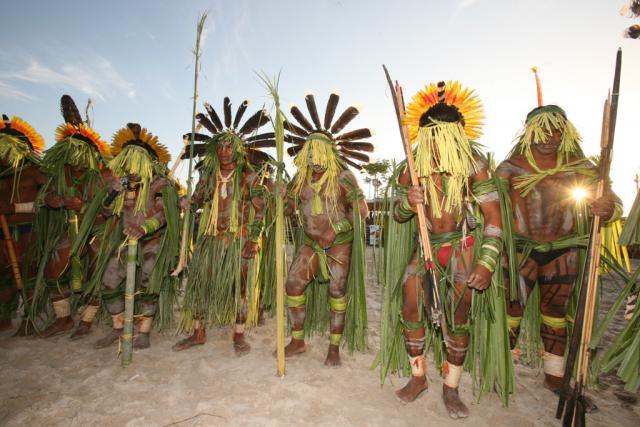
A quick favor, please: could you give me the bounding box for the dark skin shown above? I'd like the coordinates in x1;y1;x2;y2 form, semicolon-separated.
282;164;368;367
173;142;265;355
394;155;502;419
496;129;616;394
0;156;48;333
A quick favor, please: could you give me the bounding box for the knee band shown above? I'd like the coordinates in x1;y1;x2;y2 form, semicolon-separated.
507;315;522;329
287;294;305;308
329;296;347;313
400;317;423;332
541;314;566;329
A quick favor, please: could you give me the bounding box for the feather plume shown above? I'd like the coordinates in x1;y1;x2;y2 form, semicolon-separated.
339;149;370;163
305;93;322;129
127;123;142;140
287;145;304;156
196;113;218;134
182;132;210;142
337;141;374;152
330;106;359;134
437;81;446;102
343;157;363;170
284;134;306;145
246;149;271;166
283;120;309;137
233;100;249;129
181;143;207;158
324;91;340;129
246;140;276;149
624;24;640;39
336;128;372;142
238;110;270;135
223;97;232;128
204;102;223;130
246;132;275;142
290;105;314;132
60;95;83;126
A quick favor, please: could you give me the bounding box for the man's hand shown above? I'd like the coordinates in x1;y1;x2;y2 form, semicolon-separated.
242;241;259;259
64;197;83;212
44;194;65;209
407;185;425;208
124;225;146;240
590;196;615;220
0;202;14;215
466;264;492;291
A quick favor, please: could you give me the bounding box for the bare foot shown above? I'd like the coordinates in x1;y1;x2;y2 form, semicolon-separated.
172;329;206;352
396;375;428;403
279;338;306;358
133;332;150;349
12;319;35;337
39;316;74;338
324;344;342;367
70;321;93;340
95;328;123;349
0;318;12;332
233;333;251;357
443;384;469;419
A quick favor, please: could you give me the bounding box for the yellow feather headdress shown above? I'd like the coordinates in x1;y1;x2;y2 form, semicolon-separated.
0;115;45;155
111;123;170;164
404;81;484;143
56;94;110;157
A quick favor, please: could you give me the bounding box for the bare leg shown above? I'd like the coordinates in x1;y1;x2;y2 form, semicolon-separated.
324;243;351;367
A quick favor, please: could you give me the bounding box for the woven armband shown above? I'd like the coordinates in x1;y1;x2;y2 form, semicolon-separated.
477;236;502;273
246;220;264;242
332;218;353;235
396;197;415;221
472;178;499;204
141;217;161;234
249;186;266;198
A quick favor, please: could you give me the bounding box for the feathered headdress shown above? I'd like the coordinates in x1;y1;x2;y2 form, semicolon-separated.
182;97;272;168
283;90;373;171
0;115;45;155
54;95;110;157
0;115;44;199
403;81;484;217
108;123;170;214
510;68;583;169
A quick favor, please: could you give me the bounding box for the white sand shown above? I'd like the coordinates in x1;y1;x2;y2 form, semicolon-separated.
1;250;638;426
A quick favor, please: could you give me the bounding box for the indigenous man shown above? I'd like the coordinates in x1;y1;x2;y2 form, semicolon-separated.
0;115;47;333
173;97;272;355
93;123;179;350
383;81;503;419
281;91;371;367
496;72;621;396
32;95;111;337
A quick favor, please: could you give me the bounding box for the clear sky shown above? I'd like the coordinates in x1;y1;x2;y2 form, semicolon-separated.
1;0;638;210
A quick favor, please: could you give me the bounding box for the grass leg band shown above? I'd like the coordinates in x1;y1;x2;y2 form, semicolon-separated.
138;315;153;333
329;333;342;346
80;304;99;322
541;314;566;329
507;315;522;329
286;294;306;308
234;323;245;334
112;312;125;329
329;296;347;313
443;362;464;388
291;329;305;340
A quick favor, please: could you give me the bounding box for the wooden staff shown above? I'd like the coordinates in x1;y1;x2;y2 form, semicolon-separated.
383;65;446;336
0;214;23;290
557;47;621;427
121;238;138;368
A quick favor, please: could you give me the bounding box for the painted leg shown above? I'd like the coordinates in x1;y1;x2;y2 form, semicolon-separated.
70;302;99;340
95;312;124;348
173;320;207;351
133;315;153;349
442;335;470;419
40;292;74;338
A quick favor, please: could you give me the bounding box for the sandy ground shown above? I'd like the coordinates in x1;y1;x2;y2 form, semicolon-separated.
1;249;638;427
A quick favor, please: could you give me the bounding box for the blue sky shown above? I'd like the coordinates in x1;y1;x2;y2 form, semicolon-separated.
1;0;639;210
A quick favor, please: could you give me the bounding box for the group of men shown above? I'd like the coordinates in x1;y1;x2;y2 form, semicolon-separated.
0;75;627;420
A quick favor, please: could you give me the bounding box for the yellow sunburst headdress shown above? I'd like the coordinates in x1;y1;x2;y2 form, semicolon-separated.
0;115;45;155
109;123;170;214
54;94;110;157
284;91;374;215
403;81;484;218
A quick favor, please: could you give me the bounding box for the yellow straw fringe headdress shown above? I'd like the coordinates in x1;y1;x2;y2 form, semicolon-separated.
0;115;45;155
403;81;484;218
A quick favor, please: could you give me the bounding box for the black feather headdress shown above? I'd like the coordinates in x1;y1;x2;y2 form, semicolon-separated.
284;90;373;170
183;97;273;167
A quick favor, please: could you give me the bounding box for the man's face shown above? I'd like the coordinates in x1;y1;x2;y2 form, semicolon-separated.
532;128;562;155
307;148;327;174
217;141;235;166
127;174;142;189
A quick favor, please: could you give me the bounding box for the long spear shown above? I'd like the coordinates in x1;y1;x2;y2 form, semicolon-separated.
382;65;447;337
258;72;286;377
556;48;622;426
172;12;208;276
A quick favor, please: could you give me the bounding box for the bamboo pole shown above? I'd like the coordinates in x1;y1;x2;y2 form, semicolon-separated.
0;214;23;290
122;238;138;368
172;12;208;276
